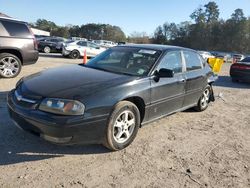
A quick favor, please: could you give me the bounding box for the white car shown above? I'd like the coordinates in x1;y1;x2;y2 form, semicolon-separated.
62;41;106;59
93;40;117;48
198;51;215;60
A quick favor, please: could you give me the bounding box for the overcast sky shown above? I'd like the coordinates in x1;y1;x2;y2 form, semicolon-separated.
0;0;250;35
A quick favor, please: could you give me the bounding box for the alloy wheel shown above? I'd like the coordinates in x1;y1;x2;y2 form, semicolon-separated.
44;46;51;53
113;110;136;144
0;57;20;77
200;88;210;108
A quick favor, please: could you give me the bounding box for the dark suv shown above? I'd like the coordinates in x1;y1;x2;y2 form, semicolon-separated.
0;17;39;78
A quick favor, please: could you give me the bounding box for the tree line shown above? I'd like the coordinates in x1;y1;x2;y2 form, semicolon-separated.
153;1;250;54
30;20;126;42
30;1;250;54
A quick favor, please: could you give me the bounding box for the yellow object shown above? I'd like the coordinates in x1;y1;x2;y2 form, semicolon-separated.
207;58;224;74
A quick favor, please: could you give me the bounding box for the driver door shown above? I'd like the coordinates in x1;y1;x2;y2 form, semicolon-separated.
149;50;186;120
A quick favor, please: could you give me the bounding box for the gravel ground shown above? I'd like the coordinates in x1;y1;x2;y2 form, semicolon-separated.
0;54;250;188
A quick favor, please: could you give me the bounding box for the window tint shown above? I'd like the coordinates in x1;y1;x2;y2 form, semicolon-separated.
50;39;59;42
77;41;87;46
157;51;183;73
1;20;31;37
184;51;203;71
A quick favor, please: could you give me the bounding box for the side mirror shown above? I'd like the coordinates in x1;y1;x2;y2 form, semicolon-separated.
153;68;174;82
158;68;174;78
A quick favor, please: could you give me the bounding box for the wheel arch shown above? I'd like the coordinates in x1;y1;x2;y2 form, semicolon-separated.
122;96;146;124
0;49;23;64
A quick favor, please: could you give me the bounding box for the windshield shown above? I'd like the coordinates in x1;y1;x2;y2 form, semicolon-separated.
85;47;162;76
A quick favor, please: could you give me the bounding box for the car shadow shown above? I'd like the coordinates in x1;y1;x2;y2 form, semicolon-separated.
214;76;250;89
0;91;110;166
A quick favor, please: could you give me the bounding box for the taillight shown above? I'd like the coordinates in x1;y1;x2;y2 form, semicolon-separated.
232;64;250;70
27;25;38;50
33;38;38;50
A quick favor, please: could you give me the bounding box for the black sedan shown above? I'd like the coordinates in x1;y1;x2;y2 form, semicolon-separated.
8;44;216;150
230;57;250;82
38;37;65;53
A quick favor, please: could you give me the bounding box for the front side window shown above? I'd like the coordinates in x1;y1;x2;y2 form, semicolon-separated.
85;47;162;76
157;51;183;74
184;51;203;71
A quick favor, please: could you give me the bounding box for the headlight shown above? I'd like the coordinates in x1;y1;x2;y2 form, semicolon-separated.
39;98;85;116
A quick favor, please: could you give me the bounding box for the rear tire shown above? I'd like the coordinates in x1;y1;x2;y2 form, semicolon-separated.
0;53;22;78
104;101;140;151
70;50;80;59
194;85;211;112
43;46;51;53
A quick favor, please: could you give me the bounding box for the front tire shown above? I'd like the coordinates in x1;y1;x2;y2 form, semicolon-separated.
0;53;22;78
43;46;51;53
70;50;80;59
104;101;140;151
194;85;212;112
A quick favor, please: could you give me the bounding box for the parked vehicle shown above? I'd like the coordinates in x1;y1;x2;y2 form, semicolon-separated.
38;37;66;53
230;56;250;82
8;44;216;150
93;40;117;48
198;51;215;60
62;41;106;59
232;54;245;62
0;17;38;78
210;51;234;63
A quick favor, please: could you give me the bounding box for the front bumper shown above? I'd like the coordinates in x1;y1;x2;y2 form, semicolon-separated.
7;90;109;145
62;47;71;56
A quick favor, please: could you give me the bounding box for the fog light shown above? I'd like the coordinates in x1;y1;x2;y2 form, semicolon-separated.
41;134;72;144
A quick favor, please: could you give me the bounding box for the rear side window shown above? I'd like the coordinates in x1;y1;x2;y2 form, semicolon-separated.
184;51;203;71
88;42;99;48
1;20;31;38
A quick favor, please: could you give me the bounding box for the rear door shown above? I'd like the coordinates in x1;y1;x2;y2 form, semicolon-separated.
77;41;88;56
182;50;207;107
149;50;186;120
87;42;101;56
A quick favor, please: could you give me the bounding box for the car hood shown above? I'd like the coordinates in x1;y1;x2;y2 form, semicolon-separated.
19;65;137;99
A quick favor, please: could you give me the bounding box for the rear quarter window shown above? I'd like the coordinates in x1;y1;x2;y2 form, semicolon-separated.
1;20;31;38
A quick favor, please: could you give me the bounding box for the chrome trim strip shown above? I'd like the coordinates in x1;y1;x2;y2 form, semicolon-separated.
14;90;36;104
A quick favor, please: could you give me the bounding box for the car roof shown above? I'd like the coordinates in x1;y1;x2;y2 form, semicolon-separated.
0;16;25;23
118;44;194;52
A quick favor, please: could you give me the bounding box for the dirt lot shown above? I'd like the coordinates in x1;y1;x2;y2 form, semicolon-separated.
0;54;250;188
